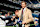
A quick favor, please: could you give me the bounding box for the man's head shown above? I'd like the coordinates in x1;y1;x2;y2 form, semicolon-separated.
21;1;26;8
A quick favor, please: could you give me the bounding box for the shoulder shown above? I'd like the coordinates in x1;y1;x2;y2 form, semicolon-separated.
26;8;32;13
27;8;31;12
19;8;22;12
28;9;31;11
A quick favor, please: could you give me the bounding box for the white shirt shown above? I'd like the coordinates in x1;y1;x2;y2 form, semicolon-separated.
23;7;26;13
1;16;5;18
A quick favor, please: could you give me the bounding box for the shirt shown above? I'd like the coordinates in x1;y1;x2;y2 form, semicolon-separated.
21;7;26;21
23;7;26;13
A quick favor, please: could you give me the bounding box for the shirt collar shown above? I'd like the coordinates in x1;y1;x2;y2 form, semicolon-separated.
23;7;26;12
23;7;26;10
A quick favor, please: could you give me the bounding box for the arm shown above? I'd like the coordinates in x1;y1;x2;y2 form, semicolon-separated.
0;16;12;21
0;17;6;21
15;10;21;21
26;10;33;23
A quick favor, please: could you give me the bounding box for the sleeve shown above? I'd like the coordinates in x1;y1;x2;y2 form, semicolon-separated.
18;10;21;21
0;17;6;21
26;10;33;23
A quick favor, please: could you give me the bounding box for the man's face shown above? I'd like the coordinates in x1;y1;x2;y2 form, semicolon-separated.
21;2;26;8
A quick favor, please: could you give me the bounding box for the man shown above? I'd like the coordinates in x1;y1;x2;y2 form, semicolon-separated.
16;1;33;27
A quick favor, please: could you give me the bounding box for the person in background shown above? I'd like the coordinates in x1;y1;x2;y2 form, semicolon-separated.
0;12;16;26
0;12;6;27
13;10;19;25
34;17;39;27
15;10;19;20
13;10;19;27
15;1;33;27
1;12;6;21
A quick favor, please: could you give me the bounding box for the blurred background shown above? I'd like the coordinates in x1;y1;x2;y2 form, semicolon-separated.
0;0;40;27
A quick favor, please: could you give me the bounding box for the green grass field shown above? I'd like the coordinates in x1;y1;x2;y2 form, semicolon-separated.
5;24;35;27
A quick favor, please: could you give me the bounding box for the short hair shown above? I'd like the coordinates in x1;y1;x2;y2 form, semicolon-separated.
21;1;26;4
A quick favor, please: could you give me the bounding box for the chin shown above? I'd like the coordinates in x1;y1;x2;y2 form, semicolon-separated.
22;7;25;8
